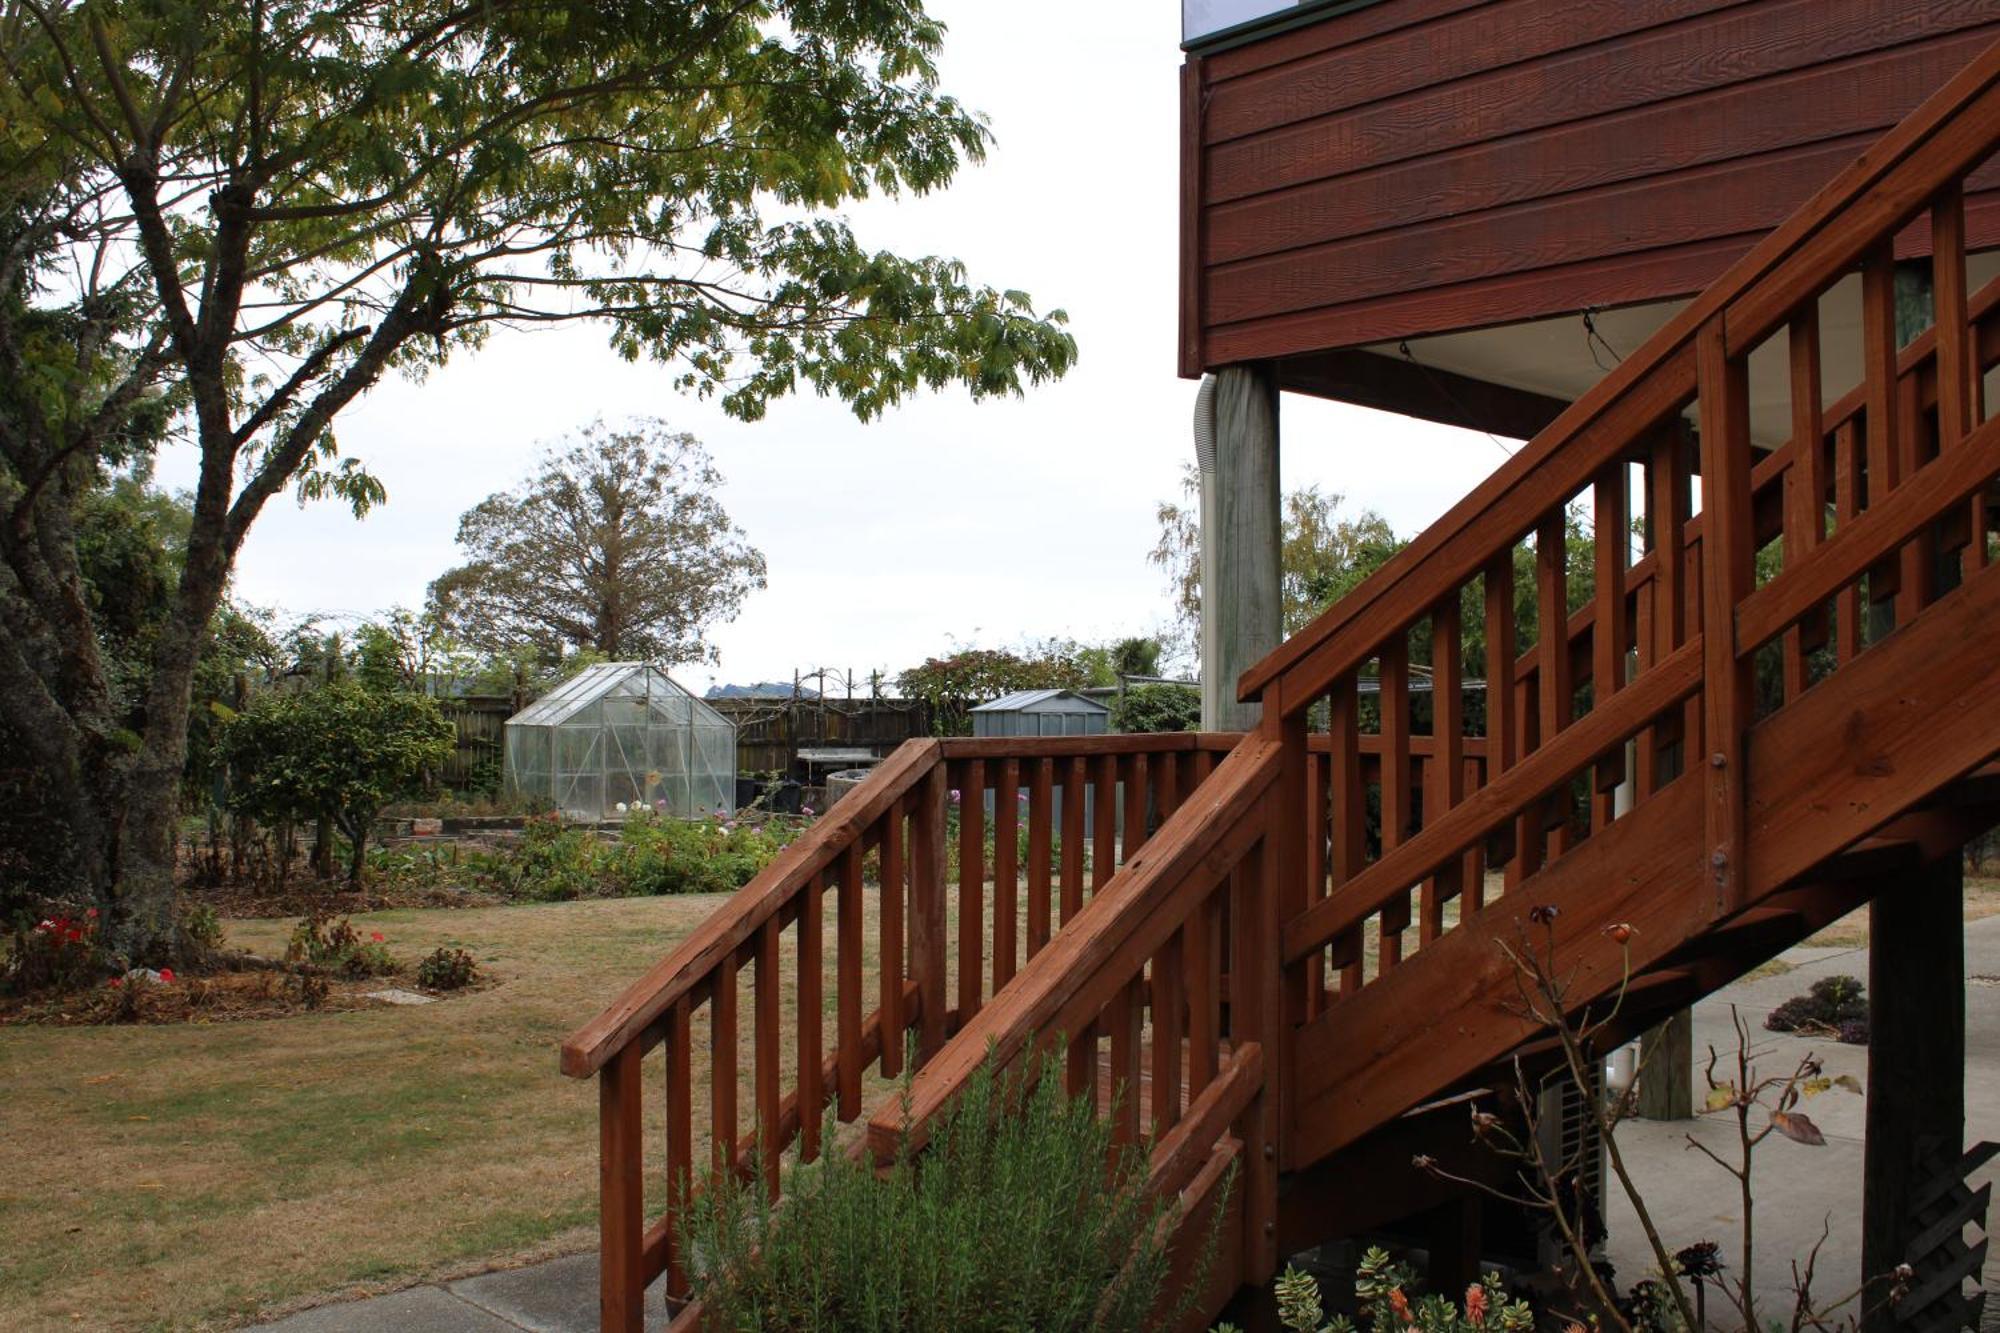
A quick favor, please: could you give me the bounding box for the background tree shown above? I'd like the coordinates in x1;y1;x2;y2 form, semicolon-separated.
897;644;1091;736
221;682;454;888
428;420;765;664
1111;683;1199;734
0;0;1074;959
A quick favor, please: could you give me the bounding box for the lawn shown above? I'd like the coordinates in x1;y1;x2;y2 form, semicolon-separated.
0;896;732;1332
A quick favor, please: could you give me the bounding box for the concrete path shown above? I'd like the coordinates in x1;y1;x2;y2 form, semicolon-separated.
251;920;2000;1332
1604;915;2000;1326
248;1254;670;1332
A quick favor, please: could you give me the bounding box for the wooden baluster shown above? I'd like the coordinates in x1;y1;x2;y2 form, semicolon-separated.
1154;749;1182;826
1186;746;1216;799
1536;508;1574;858
1092;754;1118;892
712;955;738;1179
993;759;1020;991
1185;891;1219;1100
1897;347;1935;618
1424;598;1463;943
837;846;862;1116
1650;427;1692;781
1378;637;1411;968
664;998;693;1297
912;764;948;1061
879;808;904;1079
1834;422;1863;663
1122;752;1149;865
1698;319;1755;916
1109;977;1143;1148
1328;674;1365;993
1483;554;1519;895
1304;740;1327;1010
1066;1018;1098;1104
1462;753;1487;913
1933;184;1984;575
1592;466;1629;830
755;917;781;1200
1783;312;1828;703
1028;758;1053;957
599;1042;644;1333
1862;243;1903;630
1230;829;1279;1284
957;758;985;1025
797;879;823;1163
1151;927;1185;1135
1061;757;1087;922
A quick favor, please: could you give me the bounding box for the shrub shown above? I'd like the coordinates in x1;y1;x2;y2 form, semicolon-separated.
1112;683;1200;734
683;1049;1214;1331
484;812;609;901
286;911;396;978
1764;973;1868;1042
415;946;480;991
2;908;108;994
182;903;226;955
1220;1249;1534;1333
614;811;791;896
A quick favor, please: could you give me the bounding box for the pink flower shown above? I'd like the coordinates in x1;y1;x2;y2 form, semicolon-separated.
107;977;122;989
85;908;98;919
949;788;961;804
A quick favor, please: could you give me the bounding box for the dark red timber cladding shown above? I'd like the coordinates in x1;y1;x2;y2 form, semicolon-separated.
1183;0;2000;371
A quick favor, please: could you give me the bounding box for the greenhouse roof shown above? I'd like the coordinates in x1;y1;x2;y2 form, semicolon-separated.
505;662;720;728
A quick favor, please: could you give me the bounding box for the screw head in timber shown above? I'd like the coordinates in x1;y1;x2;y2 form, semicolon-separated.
1710;752;1727;769
1264;1222;1276;1236
1711;851;1728;870
1264;1144;1275;1161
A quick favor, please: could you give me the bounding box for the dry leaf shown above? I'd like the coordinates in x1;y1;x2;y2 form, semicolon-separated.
1704;1085;1736;1112
1833;1074;1863;1094
1770;1110;1826;1145
1801;1076;1832;1097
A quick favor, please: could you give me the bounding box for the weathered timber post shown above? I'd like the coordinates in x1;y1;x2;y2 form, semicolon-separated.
1861;854;1965;1333
1196;366;1282;732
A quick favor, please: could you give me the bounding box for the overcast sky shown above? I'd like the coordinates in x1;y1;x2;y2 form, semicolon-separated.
157;1;1507;694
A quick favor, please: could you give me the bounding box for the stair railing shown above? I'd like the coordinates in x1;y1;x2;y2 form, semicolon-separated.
562;731;1235;1331
1258;38;2000;1165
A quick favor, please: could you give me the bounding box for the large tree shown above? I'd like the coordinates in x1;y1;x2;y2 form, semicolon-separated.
429;419;765;663
0;0;1076;960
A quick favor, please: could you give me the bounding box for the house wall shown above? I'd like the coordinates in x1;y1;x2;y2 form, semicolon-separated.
1181;0;2000;375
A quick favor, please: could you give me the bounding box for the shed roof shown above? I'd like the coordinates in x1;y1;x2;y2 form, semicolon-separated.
970;688;1112;714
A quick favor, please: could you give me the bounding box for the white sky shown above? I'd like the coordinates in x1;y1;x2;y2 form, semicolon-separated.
159;1;1509;693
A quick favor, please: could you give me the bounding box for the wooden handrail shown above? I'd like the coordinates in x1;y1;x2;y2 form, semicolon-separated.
1241;39;2000;710
561;737;942;1078
868;736;1284;1161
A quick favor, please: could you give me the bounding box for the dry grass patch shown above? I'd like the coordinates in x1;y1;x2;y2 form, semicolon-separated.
0;895;733;1331
1802;874;2000;949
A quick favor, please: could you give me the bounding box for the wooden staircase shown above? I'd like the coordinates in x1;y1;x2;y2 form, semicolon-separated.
565;39;2000;1331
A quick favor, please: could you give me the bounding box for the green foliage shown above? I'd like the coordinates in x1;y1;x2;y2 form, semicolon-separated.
684;1049;1214;1331
222;683;455;885
1113;683;1201;734
1764;974;1869;1042
415;947;480;991
1225;1250;1534;1333
463;810;802;902
897;644;1091;736
428;421;766;663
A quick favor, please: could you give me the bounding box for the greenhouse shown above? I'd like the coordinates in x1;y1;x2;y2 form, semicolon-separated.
503;663;736;821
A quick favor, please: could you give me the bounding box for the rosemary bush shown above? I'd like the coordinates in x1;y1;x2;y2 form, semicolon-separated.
683;1049;1214;1331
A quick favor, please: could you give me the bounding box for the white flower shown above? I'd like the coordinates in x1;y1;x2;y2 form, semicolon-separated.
615;801;628;813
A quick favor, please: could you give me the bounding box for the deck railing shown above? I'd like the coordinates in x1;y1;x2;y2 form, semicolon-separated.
570;37;2000;1330
560;731;1237;1330
1258;38;2000;1165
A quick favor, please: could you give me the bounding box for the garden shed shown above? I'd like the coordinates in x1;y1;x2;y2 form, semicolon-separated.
967;689;1110;739
504;663;736;821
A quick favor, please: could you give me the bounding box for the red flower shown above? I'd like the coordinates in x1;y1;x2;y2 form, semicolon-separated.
158;968;175;984
1464;1284;1487;1325
370;932;384;943
1389;1289;1413;1325
107;977;122;988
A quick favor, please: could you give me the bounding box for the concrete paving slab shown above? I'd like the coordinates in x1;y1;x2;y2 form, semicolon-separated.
1604;916;2000;1322
251;1286;522;1332
450;1252;673;1332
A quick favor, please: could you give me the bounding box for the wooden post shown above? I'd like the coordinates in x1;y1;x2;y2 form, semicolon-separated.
1862;857;1965;1332
1636;1010;1694;1121
1197;364;1282;732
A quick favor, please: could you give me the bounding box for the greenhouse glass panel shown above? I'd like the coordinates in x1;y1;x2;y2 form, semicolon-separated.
503;664;736;820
